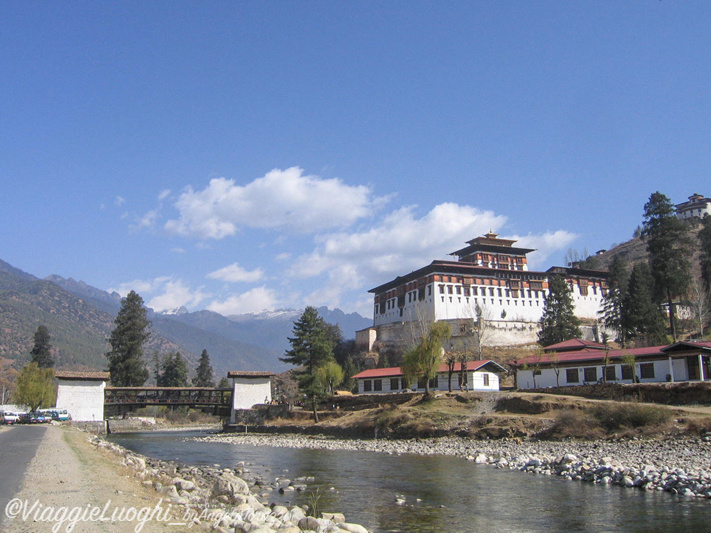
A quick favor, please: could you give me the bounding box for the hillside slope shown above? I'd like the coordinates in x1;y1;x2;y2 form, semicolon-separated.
0;262;276;377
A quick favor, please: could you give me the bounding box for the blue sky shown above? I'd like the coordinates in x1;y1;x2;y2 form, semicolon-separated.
1;2;709;318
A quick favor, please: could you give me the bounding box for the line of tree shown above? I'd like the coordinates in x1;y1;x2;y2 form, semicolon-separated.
641;192;694;341
601;192;710;345
105;291;219;388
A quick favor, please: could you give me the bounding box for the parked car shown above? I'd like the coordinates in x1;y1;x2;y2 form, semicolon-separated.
39;408;71;421
0;411;19;425
32;412;50;423
17;412;50;424
52;409;71;421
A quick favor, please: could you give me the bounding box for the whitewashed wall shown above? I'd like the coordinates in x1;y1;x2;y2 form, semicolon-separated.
516;358;690;390
231;377;272;423
56;380;106;421
357;370;500;394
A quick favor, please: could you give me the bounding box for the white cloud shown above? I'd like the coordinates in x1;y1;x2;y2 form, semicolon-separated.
147;279;208;312
109;279;158;297
286;202;506;309
290;203;507;280
158;189;171;201
109;277;208;312
115;196;126;207
207;287;281;315
513;230;578;269
131;209;159;231
207;263;264;283
285;202;580;312
164;167;388;239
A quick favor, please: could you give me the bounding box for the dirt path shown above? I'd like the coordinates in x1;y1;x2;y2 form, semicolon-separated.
3;425;193;533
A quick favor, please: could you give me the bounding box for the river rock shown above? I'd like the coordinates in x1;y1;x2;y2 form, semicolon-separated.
337;523;369;533
174;478;196;491
297;516;321;530
322;512;346;523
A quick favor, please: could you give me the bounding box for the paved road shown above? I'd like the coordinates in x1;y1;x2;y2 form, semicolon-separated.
0;425;47;527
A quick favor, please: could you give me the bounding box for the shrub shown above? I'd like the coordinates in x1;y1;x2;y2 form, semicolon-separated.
546;410;603;440
592;403;671;430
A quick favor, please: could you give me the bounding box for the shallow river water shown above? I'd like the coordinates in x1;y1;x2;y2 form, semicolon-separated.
108;430;710;533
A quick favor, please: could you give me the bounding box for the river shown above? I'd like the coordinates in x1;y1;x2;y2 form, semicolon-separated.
108;430;710;533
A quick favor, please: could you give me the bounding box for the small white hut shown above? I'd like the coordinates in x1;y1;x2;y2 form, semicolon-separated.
227;370;275;423
55;371;110;421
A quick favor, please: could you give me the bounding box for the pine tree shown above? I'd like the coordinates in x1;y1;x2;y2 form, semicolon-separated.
538;275;582;346
642;191;693;341
106;291;150;386
280;306;336;422
193;349;215;387
600;256;630;347
699;215;711;294
157;352;189;387
624;262;669;346
30;325;54;368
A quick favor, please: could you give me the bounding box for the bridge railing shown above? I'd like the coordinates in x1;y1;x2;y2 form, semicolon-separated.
104;387;232;406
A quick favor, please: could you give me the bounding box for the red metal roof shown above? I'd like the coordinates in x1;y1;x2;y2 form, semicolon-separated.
514;345;668;367
352;360;498;380
543;338;606;353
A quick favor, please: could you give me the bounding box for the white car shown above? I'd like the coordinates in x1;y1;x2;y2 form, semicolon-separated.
0;411;19;425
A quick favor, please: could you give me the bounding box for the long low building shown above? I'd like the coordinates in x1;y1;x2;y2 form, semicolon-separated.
514;339;711;390
352;360;507;394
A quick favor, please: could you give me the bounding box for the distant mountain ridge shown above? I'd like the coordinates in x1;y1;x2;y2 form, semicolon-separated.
0;263;371;378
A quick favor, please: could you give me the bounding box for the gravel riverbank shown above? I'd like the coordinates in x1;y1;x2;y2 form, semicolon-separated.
196;433;711;499
90;433;370;533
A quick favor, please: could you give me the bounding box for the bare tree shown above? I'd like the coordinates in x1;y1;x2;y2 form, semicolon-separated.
443;349;458;392
404;301;435;351
685;277;710;339
471;303;492;359
549;352;561;387
522;348;545;389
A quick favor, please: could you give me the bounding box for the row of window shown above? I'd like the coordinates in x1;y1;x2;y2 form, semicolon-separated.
564;363;655;383
361;374;489;392
438;284;545;299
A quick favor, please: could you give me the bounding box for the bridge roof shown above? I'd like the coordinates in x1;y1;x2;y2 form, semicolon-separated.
55;371;110;381
105;386;228;391
227;371;275;378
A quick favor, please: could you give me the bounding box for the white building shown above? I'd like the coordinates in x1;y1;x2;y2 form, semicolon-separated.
514;339;711;390
676;193;711;221
228;370;275;423
352;360;506;394
361;233;609;352
55;371;110;421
